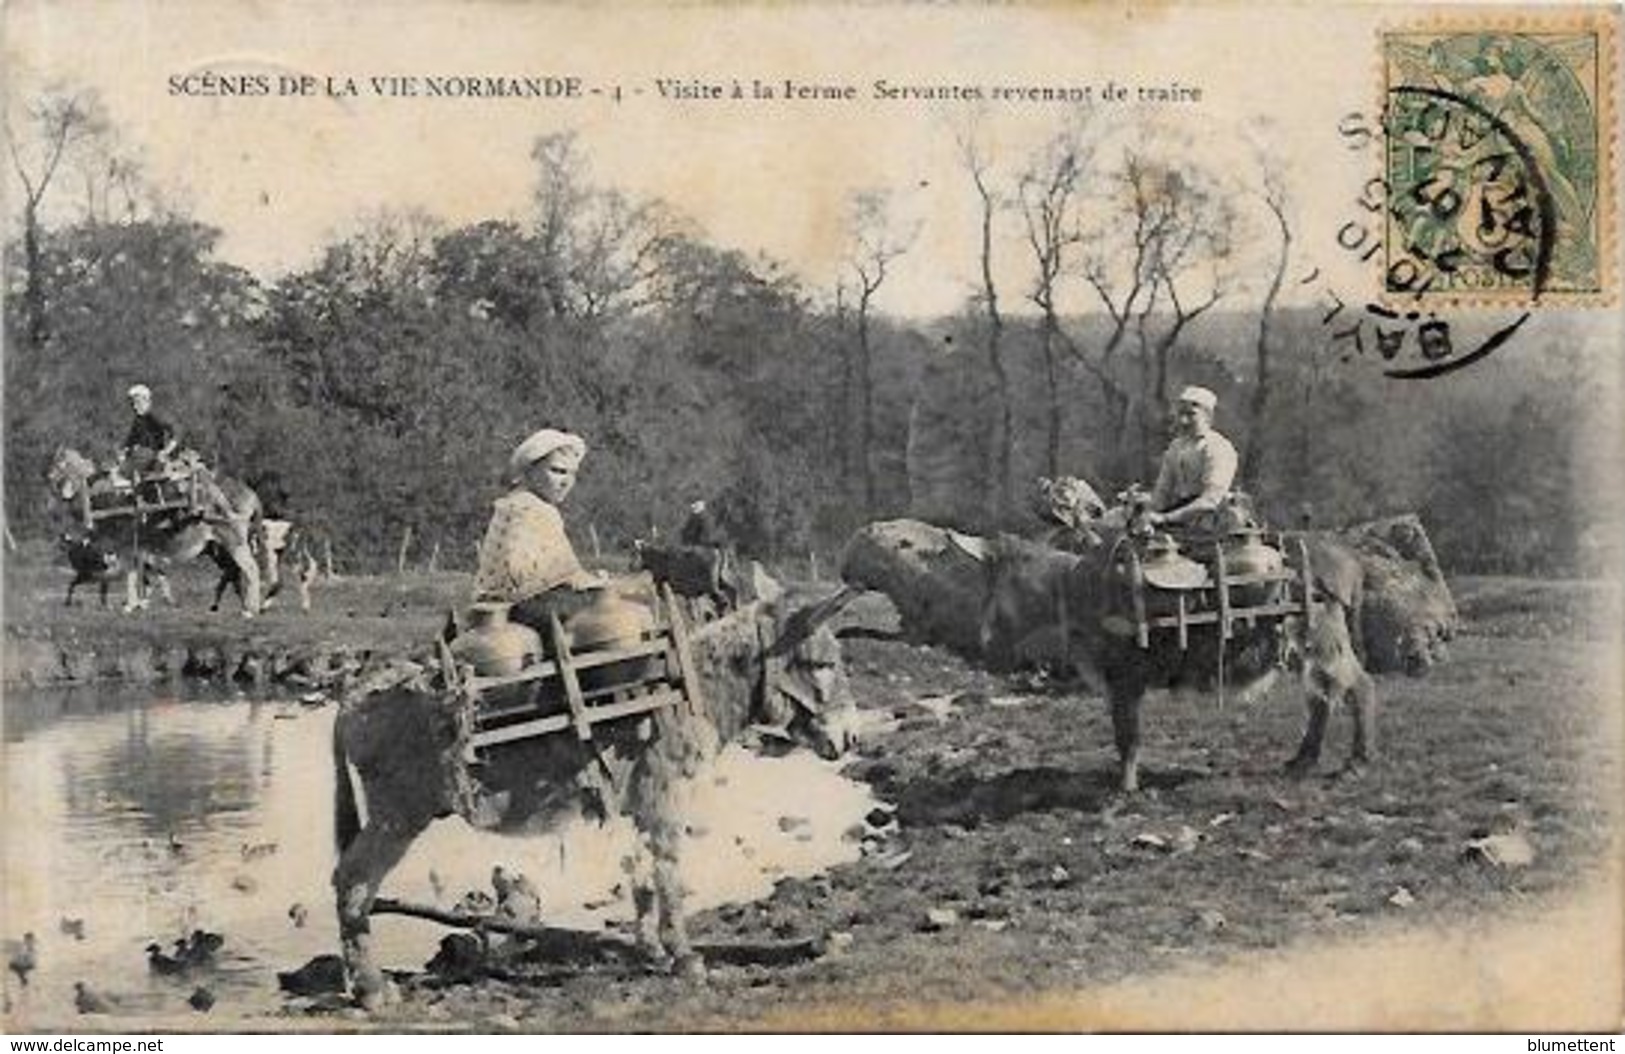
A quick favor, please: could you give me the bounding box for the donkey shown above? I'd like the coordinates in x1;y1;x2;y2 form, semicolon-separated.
954;530;1376;792
47;447;272;616
329;581;862;1007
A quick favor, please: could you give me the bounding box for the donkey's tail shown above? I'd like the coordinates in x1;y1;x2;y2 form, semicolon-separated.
332;727;362;854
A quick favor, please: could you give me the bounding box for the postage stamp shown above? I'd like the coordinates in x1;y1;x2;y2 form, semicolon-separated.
1382;12;1618;304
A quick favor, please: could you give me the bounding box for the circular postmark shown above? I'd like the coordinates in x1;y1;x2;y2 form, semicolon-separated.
1383;84;1557;302
1306;105;1541;380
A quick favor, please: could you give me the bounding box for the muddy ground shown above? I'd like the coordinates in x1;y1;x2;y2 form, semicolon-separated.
4;552;1622;1030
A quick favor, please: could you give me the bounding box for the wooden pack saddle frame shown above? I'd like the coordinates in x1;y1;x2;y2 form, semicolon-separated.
441;583;707;761
77;467;205;531
1119;532;1316;651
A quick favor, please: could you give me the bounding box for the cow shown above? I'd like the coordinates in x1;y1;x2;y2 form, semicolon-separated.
632;540;741;619
60;533;124;608
206;518;311;612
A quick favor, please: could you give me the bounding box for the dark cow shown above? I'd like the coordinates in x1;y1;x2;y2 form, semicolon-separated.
60;533;123;607
633;541;741;617
207;518;302;612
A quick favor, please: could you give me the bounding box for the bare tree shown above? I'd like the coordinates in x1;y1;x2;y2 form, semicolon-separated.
76;127;151;225
1075;152;1164;482
1016;127;1088;480
1142;167;1233;461
843;188;918;509
4;85;110;349
1240;162;1292;486
956;120;1015;521
1079;149;1235;478
530;131;679;320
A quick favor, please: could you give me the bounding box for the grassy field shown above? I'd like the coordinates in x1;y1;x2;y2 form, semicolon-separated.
635;574;1622;1030
3;547;1621;1029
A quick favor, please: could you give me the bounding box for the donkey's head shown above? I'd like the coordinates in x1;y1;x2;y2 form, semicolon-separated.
746;581;863;762
47;447;98;502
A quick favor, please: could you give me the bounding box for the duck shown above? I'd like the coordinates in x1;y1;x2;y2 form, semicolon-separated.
73;981;114;1015
146;943;188;976
276;954;346;997
59;917;86;941
7;933;37;986
186;986;215;1012
493;866;541;924
180;929;224;967
424;932;485;982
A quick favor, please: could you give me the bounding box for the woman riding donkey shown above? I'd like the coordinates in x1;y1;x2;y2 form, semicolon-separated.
469;427;610;630
48;383;268;614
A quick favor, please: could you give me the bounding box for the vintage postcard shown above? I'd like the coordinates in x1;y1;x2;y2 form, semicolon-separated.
3;0;1621;1035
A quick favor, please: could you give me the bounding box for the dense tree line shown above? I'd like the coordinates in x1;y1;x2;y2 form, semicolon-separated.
4;92;1610;575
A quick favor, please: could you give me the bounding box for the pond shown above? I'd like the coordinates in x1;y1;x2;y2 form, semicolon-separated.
2;683;877;1028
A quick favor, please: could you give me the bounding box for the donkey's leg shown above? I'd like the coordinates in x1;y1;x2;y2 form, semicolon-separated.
1286;679;1332;777
221;536;262;616
1109;691;1146;793
1344;668;1379;769
626;840;666;966
649;813;703;979
262;542;283;605
1105;661;1149;793
122;570;146;613
625;748;703;977
333;814;429;1008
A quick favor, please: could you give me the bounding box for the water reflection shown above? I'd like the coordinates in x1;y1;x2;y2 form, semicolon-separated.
2;683;875;1029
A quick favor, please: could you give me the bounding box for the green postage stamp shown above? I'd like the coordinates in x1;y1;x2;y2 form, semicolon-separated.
1383;11;1618;303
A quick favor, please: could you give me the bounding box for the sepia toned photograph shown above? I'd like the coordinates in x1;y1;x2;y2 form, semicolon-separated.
3;0;1621;1034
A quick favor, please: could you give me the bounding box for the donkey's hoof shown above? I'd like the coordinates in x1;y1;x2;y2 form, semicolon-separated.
673;952;707;984
1334;757;1372;780
634;937;672;972
1282;756;1317;779
355;977;398;1013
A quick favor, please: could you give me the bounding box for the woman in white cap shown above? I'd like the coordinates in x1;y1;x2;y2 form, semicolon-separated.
1147;385;1238;531
471;427;602;627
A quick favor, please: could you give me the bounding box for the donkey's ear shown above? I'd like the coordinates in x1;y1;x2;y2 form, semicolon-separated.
945;528;991;564
767;585;863;658
745;561;784;606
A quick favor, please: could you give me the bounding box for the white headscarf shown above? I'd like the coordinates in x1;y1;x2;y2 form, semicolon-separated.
509;428;586;476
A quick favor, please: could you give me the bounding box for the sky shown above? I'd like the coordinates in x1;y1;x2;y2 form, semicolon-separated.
2;0;1412;319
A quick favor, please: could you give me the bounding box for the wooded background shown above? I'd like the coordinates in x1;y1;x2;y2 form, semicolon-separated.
5;88;1615;575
